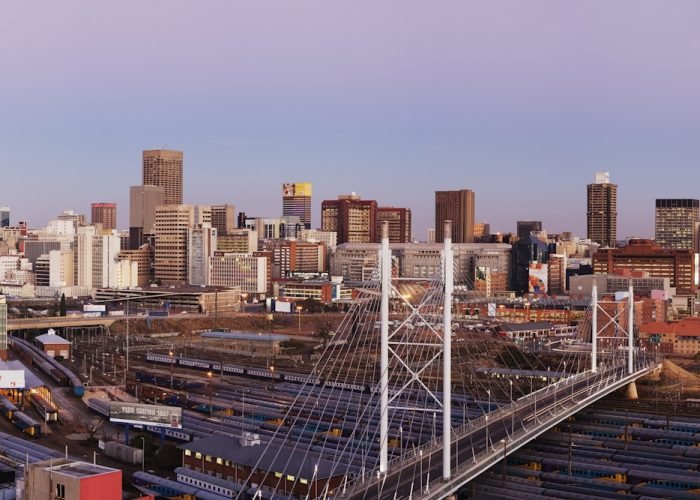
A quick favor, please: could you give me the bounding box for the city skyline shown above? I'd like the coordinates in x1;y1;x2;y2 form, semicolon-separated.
3;1;700;238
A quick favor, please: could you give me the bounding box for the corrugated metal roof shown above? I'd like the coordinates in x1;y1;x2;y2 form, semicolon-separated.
200;331;290;342
179;435;352;480
34;333;71;345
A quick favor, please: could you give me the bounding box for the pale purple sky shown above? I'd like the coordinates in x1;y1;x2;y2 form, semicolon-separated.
2;1;699;239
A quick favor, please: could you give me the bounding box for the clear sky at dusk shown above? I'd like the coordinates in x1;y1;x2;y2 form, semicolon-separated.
2;1;699;239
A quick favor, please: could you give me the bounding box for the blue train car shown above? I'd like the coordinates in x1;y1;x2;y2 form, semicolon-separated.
12;412;41;438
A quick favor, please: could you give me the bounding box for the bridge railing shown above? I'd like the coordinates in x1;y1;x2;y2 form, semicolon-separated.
347;358;658;497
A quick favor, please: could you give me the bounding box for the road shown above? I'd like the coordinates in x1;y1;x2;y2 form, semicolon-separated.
348;363;641;499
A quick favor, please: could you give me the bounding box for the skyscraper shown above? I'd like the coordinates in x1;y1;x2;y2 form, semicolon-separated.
91;203;117;231
142;149;183;205
435;189;475;243
517;220;542;240
211;204;236;235
321;194;377;244
375;207;412;243
129;185;165;249
154;205;211;284
282;183;312;229
587;172;617;247
655;199;699;251
0;207;9;227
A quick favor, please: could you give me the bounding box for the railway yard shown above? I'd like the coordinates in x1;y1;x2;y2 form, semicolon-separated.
0;315;698;498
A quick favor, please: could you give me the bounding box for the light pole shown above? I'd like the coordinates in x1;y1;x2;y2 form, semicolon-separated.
509;380;514;435
169;350;174;390
419;450;423;493
486;388;491;450
501;439;507;480
207;371;213;417
399;426;403;451
269;365;275;391
296;306;303;334
139;436;145;472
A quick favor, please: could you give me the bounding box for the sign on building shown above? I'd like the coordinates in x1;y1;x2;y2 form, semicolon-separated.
109;402;182;428
0;370;25;389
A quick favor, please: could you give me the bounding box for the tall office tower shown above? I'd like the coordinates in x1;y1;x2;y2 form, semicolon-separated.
129;185;165;249
154;205;193;284
211;204;236;235
321;194;377;244
517;220;543;240
154;205;210;284
188;224;217;286
375;207;412;243
0;295;6;353
427;228;436;243
48;250;75;287
282;183;312;229
474;222;490;240
142;149;183;205
91;203;117;231
73;225;97;288
435;189;475;243
92;234;121;288
0;208;9;227
587;172;617;247
547;254;567;295
655;199;699;250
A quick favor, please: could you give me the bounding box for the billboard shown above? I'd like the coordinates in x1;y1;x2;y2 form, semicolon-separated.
282;182;312;197
84;304;106;313
109;402;182;428
0;370;25;389
528;262;548;294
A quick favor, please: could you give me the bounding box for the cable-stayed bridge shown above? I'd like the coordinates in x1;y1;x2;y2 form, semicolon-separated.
236;222;659;500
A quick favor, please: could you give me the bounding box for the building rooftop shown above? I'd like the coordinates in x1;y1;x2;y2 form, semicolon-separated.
34;332;71;345
34;459;119;478
0;359;45;389
640;319;700;337
180;435;352;480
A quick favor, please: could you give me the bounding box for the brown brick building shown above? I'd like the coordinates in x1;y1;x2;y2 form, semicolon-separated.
375;207;411;243
321;194;377;244
91;202;117;231
435;189;475;243
593;239;696;295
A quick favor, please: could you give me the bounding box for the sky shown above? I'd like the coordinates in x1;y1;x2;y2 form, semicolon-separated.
2;1;700;240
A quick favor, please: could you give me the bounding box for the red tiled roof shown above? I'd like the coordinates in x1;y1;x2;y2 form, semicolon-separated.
640;318;700;337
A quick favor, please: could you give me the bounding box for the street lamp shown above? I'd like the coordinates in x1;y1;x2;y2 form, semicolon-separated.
399;426;403;451
269;365;275;391
207;371;213;417
419;450;423;493
169;350;174;389
501;439;507;480
139;436;146;472
296;306;303;334
509;380;514;435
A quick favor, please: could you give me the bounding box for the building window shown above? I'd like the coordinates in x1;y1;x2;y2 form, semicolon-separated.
206;455;213;462
195;452;202;459
185;449;192;456
56;484;66;499
216;458;223;465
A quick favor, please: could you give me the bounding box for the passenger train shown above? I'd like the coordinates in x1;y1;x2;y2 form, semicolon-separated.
145;353;376;393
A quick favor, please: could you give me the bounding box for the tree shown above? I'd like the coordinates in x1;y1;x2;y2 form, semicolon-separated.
315;317;335;346
80;415;105;443
59;293;67;317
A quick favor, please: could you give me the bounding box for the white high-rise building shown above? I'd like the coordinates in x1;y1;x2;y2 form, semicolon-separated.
208;253;267;296
92;234;121;289
74;226;96;288
188;224;217;286
48;250;74;288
